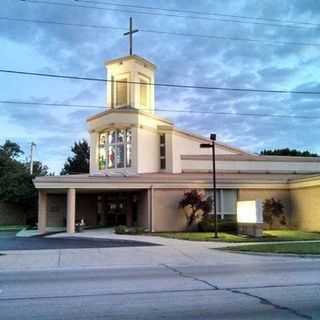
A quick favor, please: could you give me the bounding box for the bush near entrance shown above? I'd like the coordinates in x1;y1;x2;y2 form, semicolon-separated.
114;225;145;235
199;215;237;233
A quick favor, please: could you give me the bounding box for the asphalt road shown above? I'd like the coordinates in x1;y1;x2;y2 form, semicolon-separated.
0;233;158;250
0;259;320;319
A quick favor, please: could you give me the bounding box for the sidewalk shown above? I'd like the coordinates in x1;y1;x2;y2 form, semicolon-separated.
0;228;314;272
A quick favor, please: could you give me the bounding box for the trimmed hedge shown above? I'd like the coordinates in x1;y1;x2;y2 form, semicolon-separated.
199;215;237;233
114;225;145;235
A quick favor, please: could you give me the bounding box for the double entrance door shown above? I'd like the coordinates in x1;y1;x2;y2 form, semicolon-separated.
98;192;138;227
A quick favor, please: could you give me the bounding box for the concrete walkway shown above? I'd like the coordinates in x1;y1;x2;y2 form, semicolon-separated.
0;228;318;272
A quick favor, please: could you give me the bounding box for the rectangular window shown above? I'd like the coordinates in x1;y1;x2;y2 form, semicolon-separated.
99;133;106;147
160;158;166;170
159;133;166;170
98;133;106;170
117;129;125;144
126;143;132;167
116;144;125;168
116;78;128;106
107;145;115;168
140;78;148;107
222;189;237;214
98;148;106;170
206;189;237;217
108;130;116;144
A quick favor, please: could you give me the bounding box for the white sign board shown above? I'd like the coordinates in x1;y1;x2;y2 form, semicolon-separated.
237;200;263;224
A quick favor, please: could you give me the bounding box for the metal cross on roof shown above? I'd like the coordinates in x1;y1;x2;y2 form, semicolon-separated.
123;17;139;56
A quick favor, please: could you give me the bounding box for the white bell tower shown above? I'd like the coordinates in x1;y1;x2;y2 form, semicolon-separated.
105;17;156;113
105;55;156;113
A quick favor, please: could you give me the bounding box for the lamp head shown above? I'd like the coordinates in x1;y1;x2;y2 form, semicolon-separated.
200;143;211;148
210;133;216;141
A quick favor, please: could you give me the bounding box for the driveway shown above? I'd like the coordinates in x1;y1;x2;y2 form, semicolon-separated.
0;231;158;251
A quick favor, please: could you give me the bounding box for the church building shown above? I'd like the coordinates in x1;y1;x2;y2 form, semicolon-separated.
35;53;320;234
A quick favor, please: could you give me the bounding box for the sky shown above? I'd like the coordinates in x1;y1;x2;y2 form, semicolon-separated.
1;0;320;173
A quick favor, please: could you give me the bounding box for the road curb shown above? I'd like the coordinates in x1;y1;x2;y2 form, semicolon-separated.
217;248;320;259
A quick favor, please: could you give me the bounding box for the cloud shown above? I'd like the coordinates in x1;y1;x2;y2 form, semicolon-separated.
1;0;320;172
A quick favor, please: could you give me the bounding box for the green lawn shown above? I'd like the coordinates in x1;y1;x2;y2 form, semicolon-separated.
153;232;248;242
224;242;320;255
0;225;26;232
152;230;320;243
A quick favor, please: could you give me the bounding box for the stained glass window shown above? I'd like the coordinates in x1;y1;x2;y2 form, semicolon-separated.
107;145;115;169
99;128;132;170
99;133;107;170
116;144;125;168
126;143;132;167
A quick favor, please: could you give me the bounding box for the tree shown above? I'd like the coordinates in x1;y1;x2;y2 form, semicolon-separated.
263;198;286;229
0;140;23;159
32;161;49;176
179;190;212;227
260;148;318;157
61;140;90;175
0;141;48;207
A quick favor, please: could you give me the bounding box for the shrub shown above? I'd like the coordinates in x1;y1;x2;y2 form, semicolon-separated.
114;225;145;235
199;215;237;233
128;227;145;235
114;225;129;234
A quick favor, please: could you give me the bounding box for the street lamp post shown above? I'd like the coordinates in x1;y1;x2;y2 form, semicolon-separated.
200;133;218;238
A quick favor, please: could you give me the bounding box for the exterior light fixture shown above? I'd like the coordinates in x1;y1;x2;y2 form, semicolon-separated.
200;133;218;238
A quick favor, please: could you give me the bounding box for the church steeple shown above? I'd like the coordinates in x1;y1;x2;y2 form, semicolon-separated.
105;18;156;113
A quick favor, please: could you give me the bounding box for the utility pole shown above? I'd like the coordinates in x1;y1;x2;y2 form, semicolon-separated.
29;142;36;175
200;133;218;238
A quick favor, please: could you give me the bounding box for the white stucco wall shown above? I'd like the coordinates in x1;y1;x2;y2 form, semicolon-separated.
169;132;239;173
181;159;320;173
137;127;159;173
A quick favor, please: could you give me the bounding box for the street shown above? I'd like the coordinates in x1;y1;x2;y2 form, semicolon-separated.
1;259;320;319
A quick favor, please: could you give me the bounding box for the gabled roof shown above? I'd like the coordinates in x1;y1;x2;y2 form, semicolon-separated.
173;127;253;155
86;106;173;125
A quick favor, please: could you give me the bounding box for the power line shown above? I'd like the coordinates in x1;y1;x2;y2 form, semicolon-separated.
1;99;319;120
1;68;320;95
2;16;319;48
0;16;126;31
21;0;319;31
76;0;320;28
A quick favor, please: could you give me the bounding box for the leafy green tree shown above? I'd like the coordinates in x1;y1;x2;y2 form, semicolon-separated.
31;161;49;176
61;140;90;175
0;140;23;159
0;141;48;207
260;148;318;157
